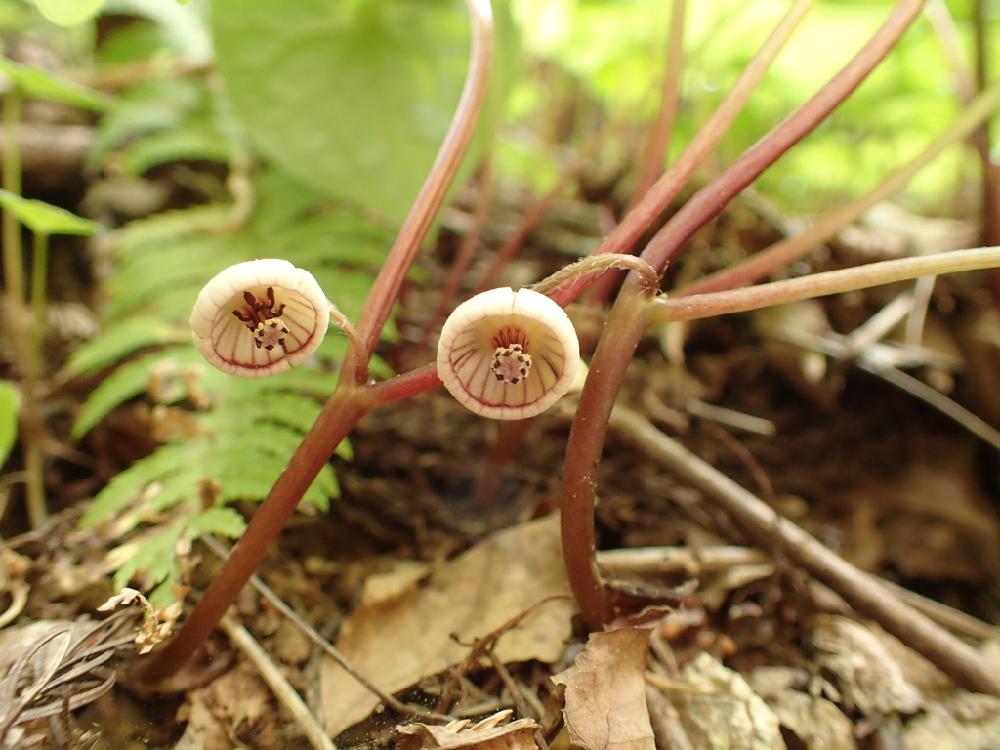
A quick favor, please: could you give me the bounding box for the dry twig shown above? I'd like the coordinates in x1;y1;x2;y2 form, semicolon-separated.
607;404;1000;697
219;615;337;750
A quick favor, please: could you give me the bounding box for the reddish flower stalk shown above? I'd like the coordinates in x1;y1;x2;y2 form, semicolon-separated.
142;0;494;682
142;389;368;683
559;0;925;628
473;124;617;294
550;0;816;308
677;77;1000;296
627;0;686;211
562;289;652;627
366;363;442;409
973;0;1000;247
586;0;686;305
640;0;926;275
349;0;495;381
424;156;496;348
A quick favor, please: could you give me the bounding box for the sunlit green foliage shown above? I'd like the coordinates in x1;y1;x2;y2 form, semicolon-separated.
509;0;998;212
0;190;101;236
0;56;110;109
31;0;103;27
0;381;18;468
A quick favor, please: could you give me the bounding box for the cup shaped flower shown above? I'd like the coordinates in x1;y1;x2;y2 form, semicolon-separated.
190;259;330;378
437;287;580;420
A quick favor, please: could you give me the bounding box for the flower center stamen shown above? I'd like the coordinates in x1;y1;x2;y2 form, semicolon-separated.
253;318;289;352
491;343;531;385
232;287;286;330
491;325;528;350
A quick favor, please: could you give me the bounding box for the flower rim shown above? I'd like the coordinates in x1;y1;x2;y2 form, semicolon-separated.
437;287;580;420
190;259;330;378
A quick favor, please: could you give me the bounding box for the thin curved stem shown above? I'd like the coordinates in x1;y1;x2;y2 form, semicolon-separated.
562;289;651;628
972;0;999;246
24;231;49;528
144;0;494;682
638;0;926;276
424;155;495;348
558;0;924;630
366;363;441;409
532;254;660;297
651;247;1000;323
2;90;22;310
350;0;493;371
142;388;368;682
474;123;618;294
328;305;367;384
677;76;1000;297
629;0;686;210
550;0;815;307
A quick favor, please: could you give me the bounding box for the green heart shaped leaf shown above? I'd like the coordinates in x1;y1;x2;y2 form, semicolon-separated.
212;0;516;223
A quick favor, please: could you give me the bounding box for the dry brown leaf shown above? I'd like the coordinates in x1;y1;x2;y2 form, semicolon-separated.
674;653;784;750
843;447;1000;583
320;515;574;736
750;667;855;750
397;709;539;750
812;616;923;716
901;692;1000;750
176;663;274;750
551;628;655;750
360;560;432;606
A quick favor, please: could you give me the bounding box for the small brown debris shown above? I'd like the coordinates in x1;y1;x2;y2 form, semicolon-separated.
397;709;540;750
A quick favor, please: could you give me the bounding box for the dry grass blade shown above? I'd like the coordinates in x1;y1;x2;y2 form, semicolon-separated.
0;609;137;746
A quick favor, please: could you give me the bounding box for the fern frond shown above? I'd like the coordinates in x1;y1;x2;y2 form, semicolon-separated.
82;443;192;526
77;165;397;601
121;123;233;175
72;347;200;439
112;204;232;250
186;506;246;538
66;317;188;377
112;522;184;594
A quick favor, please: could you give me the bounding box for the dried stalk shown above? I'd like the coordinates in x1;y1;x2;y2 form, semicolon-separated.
651;247;1000;322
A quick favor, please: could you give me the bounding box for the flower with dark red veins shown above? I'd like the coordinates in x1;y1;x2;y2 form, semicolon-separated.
437;287;580;419
190;259;330;377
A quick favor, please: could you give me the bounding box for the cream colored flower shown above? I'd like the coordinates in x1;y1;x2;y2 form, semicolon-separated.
190;259;329;377
437;287;580;419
